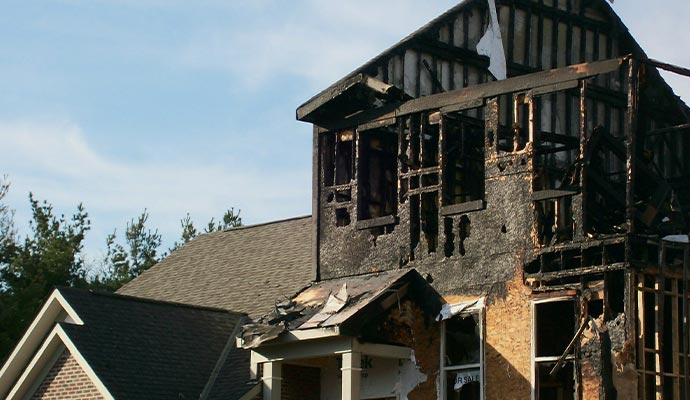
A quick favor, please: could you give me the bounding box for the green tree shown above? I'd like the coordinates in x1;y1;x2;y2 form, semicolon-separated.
0;190;90;359
204;208;242;233
0;176;16;264
170;208;242;253
95;210;162;291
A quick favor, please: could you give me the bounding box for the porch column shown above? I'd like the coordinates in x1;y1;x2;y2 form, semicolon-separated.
262;361;282;400
341;351;361;400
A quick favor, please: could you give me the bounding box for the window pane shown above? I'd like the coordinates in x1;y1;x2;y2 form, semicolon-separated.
536;300;575;357
446;314;480;365
446;368;481;400
537;362;575;400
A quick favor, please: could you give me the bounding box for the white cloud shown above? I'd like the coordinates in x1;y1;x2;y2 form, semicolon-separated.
176;0;458;90
0;118;311;257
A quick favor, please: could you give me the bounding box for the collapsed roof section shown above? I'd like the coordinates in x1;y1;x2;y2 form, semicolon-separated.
240;268;442;349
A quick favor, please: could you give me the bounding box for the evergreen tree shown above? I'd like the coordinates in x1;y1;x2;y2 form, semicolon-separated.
0;190;90;359
95;210;162;291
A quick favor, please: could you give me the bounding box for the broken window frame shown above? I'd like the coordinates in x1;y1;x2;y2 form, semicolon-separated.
356;120;399;228
635;257;690;399
531;296;578;400
440;103;487;215
440;302;485;400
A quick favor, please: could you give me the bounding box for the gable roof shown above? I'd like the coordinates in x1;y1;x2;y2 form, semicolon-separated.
0;288;252;400
118;216;313;319
59;288;249;400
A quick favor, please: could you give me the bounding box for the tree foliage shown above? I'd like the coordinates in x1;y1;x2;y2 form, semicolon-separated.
0;190;90;359
92;210;162;291
0;176;243;360
170;208;241;252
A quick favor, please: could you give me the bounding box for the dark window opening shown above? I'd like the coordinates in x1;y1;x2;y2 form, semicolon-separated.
421;192;439;253
335;208;351;227
536;300;576;357
422;118;440;168
458;215;471;257
443;309;483;400
537;362;575;400
444;217;455;257
446;314;481;365
514;95;529;152
410;194;420;258
534;299;577;400
321;130;355;188
606;270;625;316
443;110;485;206
321;132;335;187
589;299;604;319
335;130;355;185
535;196;574;246
497;94;514;153
358;127;398;220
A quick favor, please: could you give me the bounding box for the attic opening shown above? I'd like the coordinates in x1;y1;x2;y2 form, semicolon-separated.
358;126;398;221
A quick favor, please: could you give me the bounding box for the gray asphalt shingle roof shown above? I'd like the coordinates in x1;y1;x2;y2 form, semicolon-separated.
57;287;251;400
117;216;313;319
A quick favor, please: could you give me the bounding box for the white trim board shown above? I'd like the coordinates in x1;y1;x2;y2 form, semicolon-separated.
0;288;85;399
5;324;114;400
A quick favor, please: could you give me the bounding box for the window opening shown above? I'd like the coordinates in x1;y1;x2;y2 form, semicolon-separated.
443;108;485;206
532;298;577;400
441;301;485;400
358;126;398;221
421;192;439;253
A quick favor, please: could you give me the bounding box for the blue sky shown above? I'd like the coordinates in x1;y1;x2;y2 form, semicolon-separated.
1;0;688;265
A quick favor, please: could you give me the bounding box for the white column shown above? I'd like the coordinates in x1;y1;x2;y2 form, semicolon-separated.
341;351;361;400
262;361;282;400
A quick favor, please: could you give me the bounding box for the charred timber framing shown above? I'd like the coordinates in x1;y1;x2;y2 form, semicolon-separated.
302;2;690;394
307;57;624;131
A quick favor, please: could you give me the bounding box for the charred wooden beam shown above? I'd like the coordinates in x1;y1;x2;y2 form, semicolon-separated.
645;59;690;79
646;123;690;137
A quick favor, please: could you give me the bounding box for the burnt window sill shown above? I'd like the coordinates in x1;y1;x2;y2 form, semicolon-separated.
441;200;486;216
355;215;398;230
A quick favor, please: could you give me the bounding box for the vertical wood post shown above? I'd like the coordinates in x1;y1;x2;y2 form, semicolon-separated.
341;351;361;400
262;361;282;400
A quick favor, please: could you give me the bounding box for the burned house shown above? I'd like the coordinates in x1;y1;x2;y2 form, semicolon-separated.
241;0;690;399
2;1;689;400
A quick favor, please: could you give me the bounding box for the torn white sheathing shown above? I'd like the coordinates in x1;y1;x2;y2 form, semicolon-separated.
476;0;507;80
394;352;427;400
662;235;690;244
436;298;485;321
300;283;349;328
321;283;349;314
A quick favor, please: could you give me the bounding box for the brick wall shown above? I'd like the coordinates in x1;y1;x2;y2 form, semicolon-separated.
281;364;320;400
484;278;533;400
31;349;105;400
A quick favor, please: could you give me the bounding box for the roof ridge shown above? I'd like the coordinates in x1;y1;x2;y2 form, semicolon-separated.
58;287;246;315
214;214;311;233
